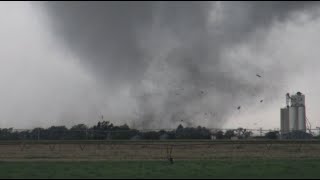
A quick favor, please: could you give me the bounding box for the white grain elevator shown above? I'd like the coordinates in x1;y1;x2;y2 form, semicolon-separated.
280;92;306;133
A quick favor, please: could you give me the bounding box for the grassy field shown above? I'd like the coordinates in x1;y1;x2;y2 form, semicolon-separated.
0;159;320;179
1;140;320;160
1;140;320;178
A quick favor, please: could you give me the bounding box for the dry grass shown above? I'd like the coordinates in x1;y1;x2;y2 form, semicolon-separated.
0;140;319;161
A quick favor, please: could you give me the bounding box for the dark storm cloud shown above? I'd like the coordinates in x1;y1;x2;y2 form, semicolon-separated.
39;1;320;128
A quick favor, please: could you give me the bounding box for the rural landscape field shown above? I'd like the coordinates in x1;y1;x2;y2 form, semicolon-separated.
0;139;320;178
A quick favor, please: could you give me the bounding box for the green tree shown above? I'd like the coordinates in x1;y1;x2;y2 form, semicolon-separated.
214;131;224;139
265;131;279;139
224;130;235;139
69;124;88;140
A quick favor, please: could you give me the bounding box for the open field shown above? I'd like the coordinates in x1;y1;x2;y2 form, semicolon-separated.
0;140;319;160
1;140;320;178
1;159;320;178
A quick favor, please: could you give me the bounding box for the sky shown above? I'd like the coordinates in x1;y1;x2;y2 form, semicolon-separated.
0;1;320;130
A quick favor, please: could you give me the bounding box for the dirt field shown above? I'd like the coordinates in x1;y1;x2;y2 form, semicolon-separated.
0;140;319;161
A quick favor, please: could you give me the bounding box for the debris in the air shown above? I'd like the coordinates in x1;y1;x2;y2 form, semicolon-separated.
181;119;183;122
260;100;263;103
256;74;261;78
237;106;241;110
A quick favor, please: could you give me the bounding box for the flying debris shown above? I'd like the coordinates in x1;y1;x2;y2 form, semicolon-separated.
237;106;241;110
180;119;183;122
260;100;263;103
256;74;261;78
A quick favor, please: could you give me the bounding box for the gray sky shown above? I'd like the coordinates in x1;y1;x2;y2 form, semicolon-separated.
0;1;320;130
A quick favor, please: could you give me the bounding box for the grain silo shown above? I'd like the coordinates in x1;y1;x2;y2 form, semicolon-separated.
289;107;298;131
280;108;289;133
280;92;306;133
298;106;306;131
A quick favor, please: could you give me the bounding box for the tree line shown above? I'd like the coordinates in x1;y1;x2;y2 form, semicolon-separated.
0;121;303;140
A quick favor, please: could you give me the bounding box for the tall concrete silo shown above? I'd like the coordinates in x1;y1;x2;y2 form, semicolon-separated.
280;92;307;133
298;106;306;131
289;106;298;131
280;108;289;133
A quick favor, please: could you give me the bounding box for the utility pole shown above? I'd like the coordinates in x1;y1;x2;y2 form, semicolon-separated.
38;129;40;141
85;128;88;140
259;128;262;137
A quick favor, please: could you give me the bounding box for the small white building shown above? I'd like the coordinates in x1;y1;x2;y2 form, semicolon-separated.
211;135;216;140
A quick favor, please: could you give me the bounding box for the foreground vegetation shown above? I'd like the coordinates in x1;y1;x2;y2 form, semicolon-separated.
0;159;319;178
